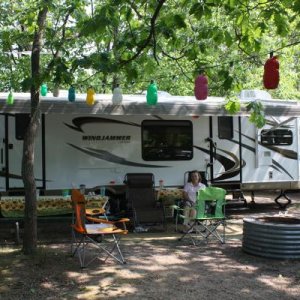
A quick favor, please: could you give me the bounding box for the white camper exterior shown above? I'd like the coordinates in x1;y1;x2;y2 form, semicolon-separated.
0;91;300;192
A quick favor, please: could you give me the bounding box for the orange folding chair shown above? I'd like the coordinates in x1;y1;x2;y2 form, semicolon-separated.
71;189;129;268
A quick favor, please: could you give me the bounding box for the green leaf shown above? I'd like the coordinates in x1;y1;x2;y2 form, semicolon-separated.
224;31;233;47
224;98;240;114
223;75;233;90
21;77;33;92
189;3;204;19
274;14;289;36
171;14;186;28
125;67;138;82
247;101;266;128
292;0;300;11
228;0;237;8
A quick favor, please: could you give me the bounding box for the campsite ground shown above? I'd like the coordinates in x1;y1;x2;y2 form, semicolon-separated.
0;191;300;300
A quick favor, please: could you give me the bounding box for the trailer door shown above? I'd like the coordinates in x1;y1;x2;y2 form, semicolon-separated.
7;114;44;190
210;116;241;184
0;115;6;191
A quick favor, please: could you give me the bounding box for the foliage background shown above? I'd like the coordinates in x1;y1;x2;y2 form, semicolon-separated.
0;0;300;98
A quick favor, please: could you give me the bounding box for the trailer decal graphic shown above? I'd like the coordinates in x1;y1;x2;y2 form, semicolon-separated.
263;145;297;159
0;171;23;180
194;146;242;180
272;160;294;179
240;132;297;159
0;171;44;181
68;144;168;168
213;148;244;180
64;117;140;132
231;138;294;179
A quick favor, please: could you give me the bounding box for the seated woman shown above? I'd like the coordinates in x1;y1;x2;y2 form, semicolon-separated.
182;170;206;229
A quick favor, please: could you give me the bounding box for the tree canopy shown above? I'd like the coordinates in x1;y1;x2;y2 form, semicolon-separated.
0;0;300;99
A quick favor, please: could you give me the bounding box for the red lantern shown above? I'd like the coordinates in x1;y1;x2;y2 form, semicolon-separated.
263;54;279;89
194;74;208;100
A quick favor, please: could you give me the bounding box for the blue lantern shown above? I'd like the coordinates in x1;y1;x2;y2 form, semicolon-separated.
68;86;76;102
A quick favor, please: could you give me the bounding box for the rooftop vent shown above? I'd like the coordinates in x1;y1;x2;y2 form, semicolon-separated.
239;90;272;101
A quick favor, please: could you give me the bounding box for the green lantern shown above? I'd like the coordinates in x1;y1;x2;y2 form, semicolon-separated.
146;80;158;105
40;83;47;96
6;91;14;105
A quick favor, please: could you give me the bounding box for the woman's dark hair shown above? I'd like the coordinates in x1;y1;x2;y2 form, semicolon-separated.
188;170;202;183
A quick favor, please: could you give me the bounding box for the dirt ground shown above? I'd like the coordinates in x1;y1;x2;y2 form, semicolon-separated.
1;191;300;300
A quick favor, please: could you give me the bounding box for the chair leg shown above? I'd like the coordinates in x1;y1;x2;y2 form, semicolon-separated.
72;231;127;267
178;219;226;245
71;230;90;268
102;234;126;264
199;220;226;244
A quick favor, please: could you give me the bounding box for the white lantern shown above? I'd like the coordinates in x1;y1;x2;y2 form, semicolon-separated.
112;85;123;104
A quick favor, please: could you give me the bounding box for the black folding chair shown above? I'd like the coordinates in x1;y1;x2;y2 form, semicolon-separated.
124;173;165;229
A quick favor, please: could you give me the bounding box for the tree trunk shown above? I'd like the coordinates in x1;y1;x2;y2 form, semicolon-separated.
22;4;48;255
22;101;40;254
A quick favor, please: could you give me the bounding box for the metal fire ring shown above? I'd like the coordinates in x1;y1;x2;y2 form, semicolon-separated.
242;216;300;259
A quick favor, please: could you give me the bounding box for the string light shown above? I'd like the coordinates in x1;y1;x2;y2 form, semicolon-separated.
68;86;76;102
112;84;123;104
40;83;47;96
6;90;14;105
146;80;158;105
57;40;300;96
194;72;208;100
86;86;95;105
53;86;59;97
263;52;280;89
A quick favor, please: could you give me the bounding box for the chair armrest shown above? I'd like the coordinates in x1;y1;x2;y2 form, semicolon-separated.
86;216;114;224
85;208;105;216
86;215;130;225
170;205;185;212
114;218;130;223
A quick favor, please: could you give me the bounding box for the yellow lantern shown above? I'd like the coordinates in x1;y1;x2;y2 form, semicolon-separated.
86;87;95;106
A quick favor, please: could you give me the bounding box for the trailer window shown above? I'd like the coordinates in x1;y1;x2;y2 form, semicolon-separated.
218;117;233;139
261;129;293;145
15;114;30;140
142;120;193;161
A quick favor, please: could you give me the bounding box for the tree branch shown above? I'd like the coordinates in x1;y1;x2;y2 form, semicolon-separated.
120;0;166;66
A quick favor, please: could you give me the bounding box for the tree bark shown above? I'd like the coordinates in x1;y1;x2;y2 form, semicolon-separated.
22;4;48;255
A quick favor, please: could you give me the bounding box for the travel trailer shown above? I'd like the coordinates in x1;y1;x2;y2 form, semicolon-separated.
0;90;300;196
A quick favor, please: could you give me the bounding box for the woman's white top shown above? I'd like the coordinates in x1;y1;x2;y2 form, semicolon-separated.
183;182;206;204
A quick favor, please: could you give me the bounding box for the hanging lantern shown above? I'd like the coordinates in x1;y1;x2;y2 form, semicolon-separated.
68;86;76;102
194;74;208;100
6;91;14;105
112;85;123;104
263;53;279;89
40;83;48;96
53;86;59;97
86;87;95;105
146;80;158;105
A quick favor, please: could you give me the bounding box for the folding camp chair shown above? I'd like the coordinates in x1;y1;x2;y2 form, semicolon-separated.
71;189;129;268
124;173;165;229
172;170;208;231
178;186;227;245
85;196;109;219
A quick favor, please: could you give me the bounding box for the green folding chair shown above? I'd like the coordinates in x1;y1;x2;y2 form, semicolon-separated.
178;186;227;245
